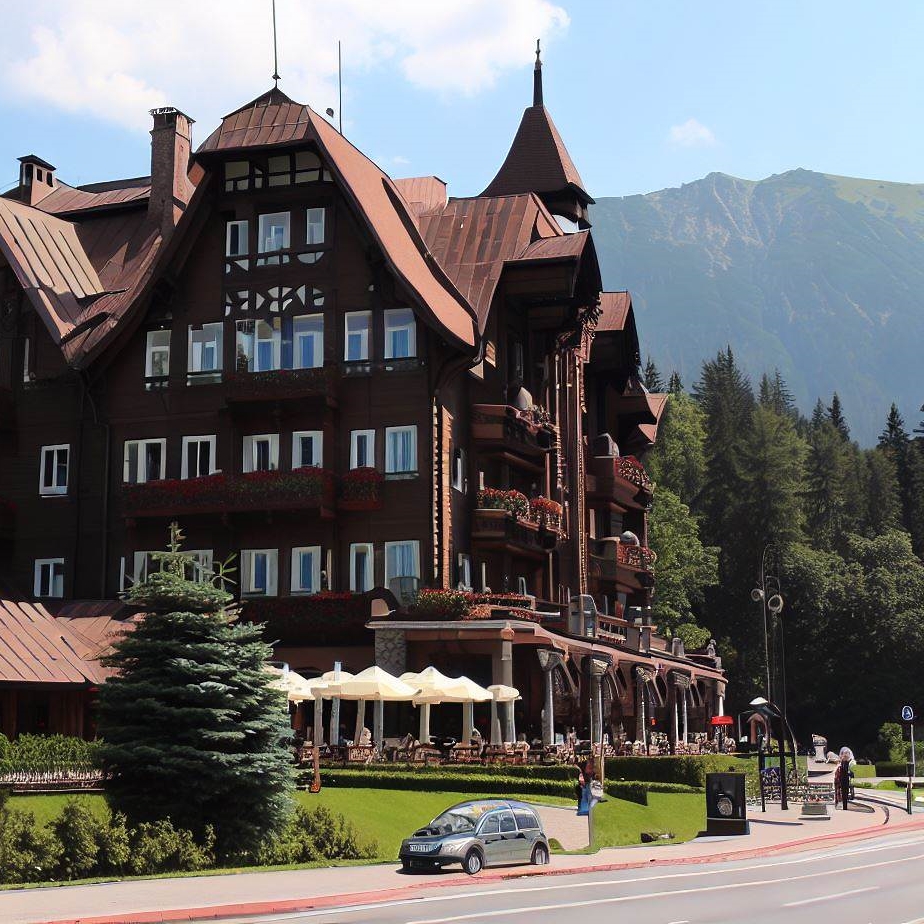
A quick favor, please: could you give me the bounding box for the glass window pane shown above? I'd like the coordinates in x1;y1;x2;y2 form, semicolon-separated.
258;212;290;252
306;208;326;244
345;313;370;361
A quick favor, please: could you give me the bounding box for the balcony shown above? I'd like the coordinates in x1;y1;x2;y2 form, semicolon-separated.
237;593;370;646
587;538;655;594
224;366;337;409
471;507;559;560
586;454;653;510
471;405;555;471
121;468;336;519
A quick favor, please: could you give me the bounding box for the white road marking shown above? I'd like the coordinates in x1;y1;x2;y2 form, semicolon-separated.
782;886;878;907
259;836;924;921
405;852;924;924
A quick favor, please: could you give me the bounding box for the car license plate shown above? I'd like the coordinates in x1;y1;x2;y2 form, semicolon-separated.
409;844;429;852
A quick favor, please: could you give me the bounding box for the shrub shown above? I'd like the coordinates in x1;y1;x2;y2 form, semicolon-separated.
128;820;215;876
604;755;754;787
0;808;61;884
875;761;910;777
876;722;906;762
95;811;131;875
1;734;102;775
606;782;648;805
256;805;377;864
52;799;102;880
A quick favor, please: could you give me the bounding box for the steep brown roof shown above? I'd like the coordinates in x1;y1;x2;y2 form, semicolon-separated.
515;230;589;262
0;591;106;685
34;179;151;216
417;193;567;332
392;176;447;219
597;291;632;332
198;88;478;350
56;609;140;662
481;105;593;204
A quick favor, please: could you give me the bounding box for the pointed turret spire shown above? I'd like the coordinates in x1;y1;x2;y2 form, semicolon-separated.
480;40;593;224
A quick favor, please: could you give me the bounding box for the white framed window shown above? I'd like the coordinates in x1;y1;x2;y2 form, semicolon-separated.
291;546;322;594
457;553;472;591
235;319;283;372
23;336;32;383
39;444;69;496
258;212;290;253
306;207;326;245
243;434;279;472
385;540;420;585
344;311;371;362
350;543;374;593
241;549;278;596
123;439;166;483
145;329;170;380
186;549;214;583
292;431;322;468
226;220;249;256
385;426;417;475
384;308;416;360
188;323;223;378
181;435;217;479
517;576;528;596
34;558;64;598
135;549;211;585
293;314;324;369
451;447;466;492
350;429;375;469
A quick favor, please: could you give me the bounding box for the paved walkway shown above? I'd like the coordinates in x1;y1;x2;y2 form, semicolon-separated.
3;796;922;924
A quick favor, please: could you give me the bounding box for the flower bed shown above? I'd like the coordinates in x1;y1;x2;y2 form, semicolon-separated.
410;588;535;621
529;496;563;531
122;468;334;516
339;467;384;510
477;488;529;518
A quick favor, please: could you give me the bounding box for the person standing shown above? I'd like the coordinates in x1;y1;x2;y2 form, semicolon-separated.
836;746;856;809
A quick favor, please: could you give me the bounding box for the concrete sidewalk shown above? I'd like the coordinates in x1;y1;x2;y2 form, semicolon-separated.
3;797;923;924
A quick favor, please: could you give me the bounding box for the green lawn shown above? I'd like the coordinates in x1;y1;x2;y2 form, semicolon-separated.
8;787;704;866
590;792;704;851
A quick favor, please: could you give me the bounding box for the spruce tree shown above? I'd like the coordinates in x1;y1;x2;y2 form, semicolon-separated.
667;371;684;395
879;403;909;452
98;525;294;859
804;421;849;549
863;447;902;535
810;398;827;430
826;393;850;440
643;357;665;392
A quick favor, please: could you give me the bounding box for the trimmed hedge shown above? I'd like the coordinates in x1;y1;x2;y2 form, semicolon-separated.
604;755;756;787
875;761;911;777
320;762;578;781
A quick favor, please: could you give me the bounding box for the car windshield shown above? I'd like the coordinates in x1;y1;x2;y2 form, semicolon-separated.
429;803;496;834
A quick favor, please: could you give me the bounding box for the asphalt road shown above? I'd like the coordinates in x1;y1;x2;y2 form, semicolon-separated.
217;830;924;924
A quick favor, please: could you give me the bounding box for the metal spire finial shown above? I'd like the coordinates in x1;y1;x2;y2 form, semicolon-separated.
271;0;281;86
533;38;543;106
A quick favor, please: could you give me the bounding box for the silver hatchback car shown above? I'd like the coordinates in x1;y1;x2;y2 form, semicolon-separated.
399;799;551;875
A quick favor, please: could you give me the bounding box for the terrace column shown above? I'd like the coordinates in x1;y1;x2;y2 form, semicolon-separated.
419;703;431;744
682;689;689;744
671;673;691;747
634;667;648;745
504;701;516;743
313;697;325;747
537;649;565;747
588;658;609;758
373;700;384;752
462;701;474;746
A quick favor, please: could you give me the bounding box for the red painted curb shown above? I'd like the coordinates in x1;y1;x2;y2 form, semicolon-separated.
40;811;924;924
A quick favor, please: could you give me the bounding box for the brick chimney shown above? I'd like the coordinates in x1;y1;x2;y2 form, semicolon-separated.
17;155;57;207
148;107;194;238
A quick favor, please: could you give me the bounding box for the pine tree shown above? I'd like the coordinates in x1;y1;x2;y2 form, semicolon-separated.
643;357;665;392
804;421;849;549
667;371;684;395
826;393;850;440
810;398;827;430
863;447;902;535
879;403;909;452
876;403;922;550
98;525;294;860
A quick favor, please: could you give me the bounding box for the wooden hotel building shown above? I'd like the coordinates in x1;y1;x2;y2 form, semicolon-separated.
0;54;724;747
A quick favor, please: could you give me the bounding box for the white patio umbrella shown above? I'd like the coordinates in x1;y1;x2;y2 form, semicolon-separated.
329;667;419;751
400;667;459;744
321;668;353;746
488;684;521;745
412;674;492;746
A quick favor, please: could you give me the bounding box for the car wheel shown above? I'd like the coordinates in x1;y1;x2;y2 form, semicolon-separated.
463;849;483;875
401;860;411;872
531;844;550;866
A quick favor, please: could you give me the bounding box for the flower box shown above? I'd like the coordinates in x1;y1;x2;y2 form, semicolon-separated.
529;496;563;532
224;367;336;403
339;467;384;510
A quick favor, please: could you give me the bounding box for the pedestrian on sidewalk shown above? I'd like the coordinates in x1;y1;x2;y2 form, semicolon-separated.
835;746;856;810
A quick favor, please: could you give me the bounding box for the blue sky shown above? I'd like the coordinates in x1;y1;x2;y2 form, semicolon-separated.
0;1;921;199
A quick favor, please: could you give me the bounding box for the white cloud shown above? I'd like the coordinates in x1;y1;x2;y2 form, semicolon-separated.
0;0;569;134
392;156;411;166
669;118;717;148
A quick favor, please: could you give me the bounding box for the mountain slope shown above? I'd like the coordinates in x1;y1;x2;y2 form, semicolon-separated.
592;169;924;444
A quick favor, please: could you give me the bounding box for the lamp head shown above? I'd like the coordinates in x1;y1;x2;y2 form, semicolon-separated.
751;587;765;603
749;696;769;707
767;593;784;614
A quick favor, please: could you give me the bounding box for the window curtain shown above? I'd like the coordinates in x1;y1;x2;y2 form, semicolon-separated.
388;542;417;579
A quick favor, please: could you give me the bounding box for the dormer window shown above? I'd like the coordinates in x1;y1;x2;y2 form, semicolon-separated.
225;161;251;191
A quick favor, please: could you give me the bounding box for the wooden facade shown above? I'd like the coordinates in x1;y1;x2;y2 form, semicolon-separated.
0;59;724;745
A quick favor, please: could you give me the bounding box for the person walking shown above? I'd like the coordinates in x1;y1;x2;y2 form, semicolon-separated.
836;746;856;810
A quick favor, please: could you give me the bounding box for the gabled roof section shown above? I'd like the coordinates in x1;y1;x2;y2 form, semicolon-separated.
597;291;632;332
418;192;573;333
481;104;593;204
0;589;106;685
0;197;107;338
197;88;478;350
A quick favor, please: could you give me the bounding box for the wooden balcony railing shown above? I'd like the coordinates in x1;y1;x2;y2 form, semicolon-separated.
472;508;559;558
586;454;653;509
339;467;384;510
588;540;656;591
224;366;337;405
471;404;555;459
122;468;336;518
